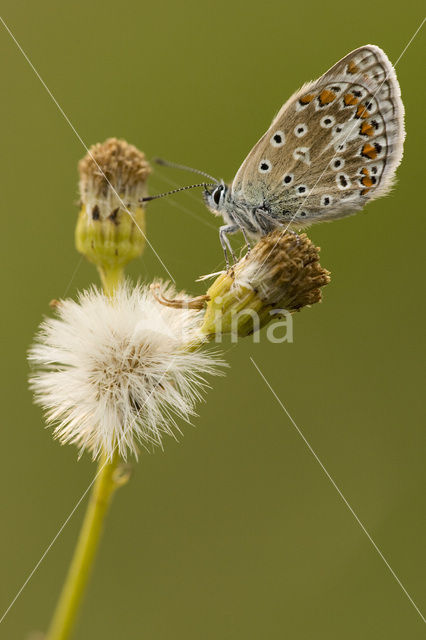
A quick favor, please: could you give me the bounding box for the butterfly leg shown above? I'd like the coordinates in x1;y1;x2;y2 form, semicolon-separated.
284;228;301;244
239;226;252;254
253;207;278;235
219;224;239;269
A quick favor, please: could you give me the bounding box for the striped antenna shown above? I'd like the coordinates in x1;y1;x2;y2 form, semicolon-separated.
141;182;215;202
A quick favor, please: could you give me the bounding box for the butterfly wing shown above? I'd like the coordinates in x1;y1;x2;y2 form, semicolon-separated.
230;45;405;225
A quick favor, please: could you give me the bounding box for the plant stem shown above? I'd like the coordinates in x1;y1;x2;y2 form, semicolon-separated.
45;451;121;640
98;265;125;295
46;265;126;640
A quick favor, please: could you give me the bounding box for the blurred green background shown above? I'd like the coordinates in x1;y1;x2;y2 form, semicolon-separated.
0;1;425;638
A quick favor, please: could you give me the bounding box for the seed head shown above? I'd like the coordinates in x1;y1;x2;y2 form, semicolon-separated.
29;282;224;460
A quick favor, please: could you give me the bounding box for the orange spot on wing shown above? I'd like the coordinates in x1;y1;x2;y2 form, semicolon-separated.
356;104;369;119
361;143;377;160
318;89;336;105
347;60;359;74
299;93;315;104
360;188;370;195
361;176;374;188
360;167;369;175
344;93;358;106
360;121;374;136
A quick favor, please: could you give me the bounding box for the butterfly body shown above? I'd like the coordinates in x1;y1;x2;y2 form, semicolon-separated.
203;45;405;261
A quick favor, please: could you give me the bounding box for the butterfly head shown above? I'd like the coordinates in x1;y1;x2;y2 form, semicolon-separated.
203;180;229;217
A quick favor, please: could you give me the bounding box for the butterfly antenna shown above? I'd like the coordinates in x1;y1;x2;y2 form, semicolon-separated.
154;157;219;183
141;183;215;202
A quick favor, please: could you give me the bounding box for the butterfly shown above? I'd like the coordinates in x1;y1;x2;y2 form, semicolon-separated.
145;45;405;266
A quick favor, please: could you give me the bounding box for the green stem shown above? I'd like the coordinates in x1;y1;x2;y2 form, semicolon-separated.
45;451;121;640
46;265;126;640
98;265;125;295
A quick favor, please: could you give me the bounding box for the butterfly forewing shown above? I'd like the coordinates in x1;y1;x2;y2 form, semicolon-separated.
231;45;405;225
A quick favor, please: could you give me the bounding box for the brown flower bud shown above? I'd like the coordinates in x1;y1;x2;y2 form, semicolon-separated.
76;138;151;290
200;230;330;338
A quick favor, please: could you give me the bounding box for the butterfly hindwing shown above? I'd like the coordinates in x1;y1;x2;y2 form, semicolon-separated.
231;45;405;226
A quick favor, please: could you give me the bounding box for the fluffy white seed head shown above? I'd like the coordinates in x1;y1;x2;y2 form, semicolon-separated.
29;282;224;460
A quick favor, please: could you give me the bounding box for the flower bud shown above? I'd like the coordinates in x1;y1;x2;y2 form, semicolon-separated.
76;138;151;289
200;231;330;338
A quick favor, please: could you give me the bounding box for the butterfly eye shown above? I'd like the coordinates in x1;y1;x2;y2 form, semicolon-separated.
213;188;222;206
